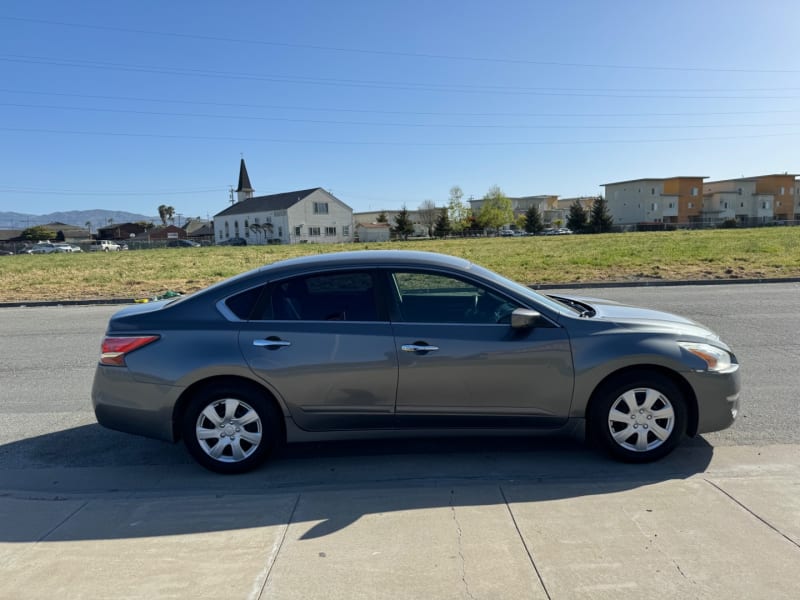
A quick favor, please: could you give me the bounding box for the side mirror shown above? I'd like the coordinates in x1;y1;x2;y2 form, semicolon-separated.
511;308;541;330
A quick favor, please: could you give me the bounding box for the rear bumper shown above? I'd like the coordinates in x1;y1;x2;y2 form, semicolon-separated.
91;365;182;442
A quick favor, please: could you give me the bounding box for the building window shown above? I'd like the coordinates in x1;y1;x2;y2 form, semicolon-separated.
313;202;329;215
294;226;302;236
651;188;655;195
738;188;743;195
724;202;728;209
278;227;283;237
691;187;698;196
740;202;744;208
650;203;657;211
309;227;321;236
762;201;769;209
688;202;694;209
343;225;350;236
224;222;229;237
325;226;336;236
780;187;785;195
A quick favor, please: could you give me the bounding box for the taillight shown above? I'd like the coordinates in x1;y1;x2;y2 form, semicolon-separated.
100;336;160;366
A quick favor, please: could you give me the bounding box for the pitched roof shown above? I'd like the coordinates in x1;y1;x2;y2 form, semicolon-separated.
236;159;253;192
215;188;323;217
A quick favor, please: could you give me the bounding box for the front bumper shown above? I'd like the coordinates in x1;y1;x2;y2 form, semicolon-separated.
687;364;741;435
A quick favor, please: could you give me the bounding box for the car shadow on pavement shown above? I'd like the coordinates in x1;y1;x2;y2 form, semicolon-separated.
0;424;714;542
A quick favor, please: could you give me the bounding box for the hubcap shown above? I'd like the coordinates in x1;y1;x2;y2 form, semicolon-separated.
195;398;262;463
607;387;675;452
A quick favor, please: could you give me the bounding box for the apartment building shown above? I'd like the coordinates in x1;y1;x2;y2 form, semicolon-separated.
602;177;705;225
468;195;563;228
703;174;798;225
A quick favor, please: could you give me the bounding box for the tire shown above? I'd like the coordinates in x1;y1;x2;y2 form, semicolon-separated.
181;382;281;474
588;371;687;463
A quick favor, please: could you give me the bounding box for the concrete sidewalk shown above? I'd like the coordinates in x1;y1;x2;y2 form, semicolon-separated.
2;445;799;599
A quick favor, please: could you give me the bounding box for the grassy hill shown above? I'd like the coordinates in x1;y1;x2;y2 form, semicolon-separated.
1;228;798;302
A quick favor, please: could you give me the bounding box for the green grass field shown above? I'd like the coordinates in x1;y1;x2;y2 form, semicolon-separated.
1;228;798;302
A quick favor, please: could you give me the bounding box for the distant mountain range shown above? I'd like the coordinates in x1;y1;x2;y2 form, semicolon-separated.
0;210;158;231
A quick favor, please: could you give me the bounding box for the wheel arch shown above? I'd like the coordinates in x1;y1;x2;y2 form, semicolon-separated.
171;375;287;443
585;364;699;439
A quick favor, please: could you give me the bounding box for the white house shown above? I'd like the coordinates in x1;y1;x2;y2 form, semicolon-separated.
214;160;354;245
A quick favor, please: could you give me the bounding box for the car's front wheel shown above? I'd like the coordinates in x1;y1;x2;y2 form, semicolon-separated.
181;383;281;474
589;371;687;462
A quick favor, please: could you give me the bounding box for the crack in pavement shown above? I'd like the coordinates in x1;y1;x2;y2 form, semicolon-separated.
449;489;476;600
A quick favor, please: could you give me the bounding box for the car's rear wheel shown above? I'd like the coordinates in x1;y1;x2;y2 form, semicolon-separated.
181;383;281;474
589;371;687;462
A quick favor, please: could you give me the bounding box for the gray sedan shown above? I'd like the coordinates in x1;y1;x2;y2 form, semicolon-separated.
92;250;740;473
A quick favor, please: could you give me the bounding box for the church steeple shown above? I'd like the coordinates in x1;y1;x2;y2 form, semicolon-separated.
235;158;254;203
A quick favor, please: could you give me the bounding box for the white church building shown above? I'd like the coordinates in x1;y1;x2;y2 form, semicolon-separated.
214;160;354;245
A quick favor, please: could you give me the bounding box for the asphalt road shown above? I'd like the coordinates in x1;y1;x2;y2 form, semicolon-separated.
0;282;797;489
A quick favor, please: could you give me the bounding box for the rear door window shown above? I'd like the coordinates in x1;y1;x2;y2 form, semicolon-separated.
257;271;382;322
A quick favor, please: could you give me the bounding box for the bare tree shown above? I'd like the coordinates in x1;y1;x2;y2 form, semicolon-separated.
418;200;438;237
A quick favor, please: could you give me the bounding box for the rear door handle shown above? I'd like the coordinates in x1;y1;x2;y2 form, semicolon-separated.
401;343;439;353
253;338;292;349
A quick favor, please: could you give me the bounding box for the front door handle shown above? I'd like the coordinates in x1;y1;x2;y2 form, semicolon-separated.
253;337;292;349
401;343;439;353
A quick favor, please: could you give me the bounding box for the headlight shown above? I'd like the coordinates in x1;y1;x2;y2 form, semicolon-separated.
678;342;732;372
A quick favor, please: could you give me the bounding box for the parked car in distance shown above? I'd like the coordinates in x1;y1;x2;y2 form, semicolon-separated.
27;242;69;254
90;240;121;252
0;249;13;255
53;243;81;253
92;250;741;474
217;237;247;246
166;239;201;248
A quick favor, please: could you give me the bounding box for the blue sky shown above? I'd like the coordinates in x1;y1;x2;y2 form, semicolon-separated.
1;0;799;223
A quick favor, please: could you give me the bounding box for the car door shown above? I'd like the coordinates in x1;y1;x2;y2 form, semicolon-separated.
237;269;398;431
385;269;574;427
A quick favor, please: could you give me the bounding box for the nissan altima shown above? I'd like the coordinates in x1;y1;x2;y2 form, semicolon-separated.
92;250;740;473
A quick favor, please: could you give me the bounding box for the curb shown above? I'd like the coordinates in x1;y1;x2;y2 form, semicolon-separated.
1;277;798;309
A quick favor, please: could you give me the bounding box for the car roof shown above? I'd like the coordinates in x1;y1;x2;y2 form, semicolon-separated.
258;250;473;273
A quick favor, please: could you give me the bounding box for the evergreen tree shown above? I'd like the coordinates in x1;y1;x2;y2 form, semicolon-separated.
376;211;388;223
392;205;415;240
567;201;588;233
433;210;451;238
588;196;614;233
524;204;544;234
